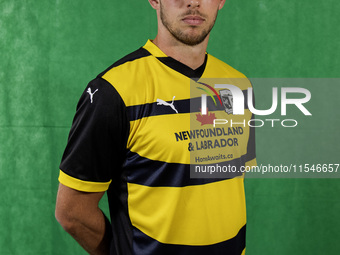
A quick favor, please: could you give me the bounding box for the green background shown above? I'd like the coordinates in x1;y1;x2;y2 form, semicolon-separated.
0;0;339;254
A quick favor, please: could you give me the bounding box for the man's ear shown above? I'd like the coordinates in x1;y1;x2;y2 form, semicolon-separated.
148;0;160;10
219;0;226;10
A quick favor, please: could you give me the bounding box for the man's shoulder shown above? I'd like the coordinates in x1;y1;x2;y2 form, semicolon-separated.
206;54;247;79
94;45;154;106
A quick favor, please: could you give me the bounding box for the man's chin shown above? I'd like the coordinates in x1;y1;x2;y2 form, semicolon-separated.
177;33;208;46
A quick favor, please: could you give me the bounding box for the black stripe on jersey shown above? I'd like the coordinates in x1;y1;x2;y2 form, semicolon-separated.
157;54;207;79
123;151;252;187
98;47;151;77
126;90;250;121
132;225;246;255
126;98;191;121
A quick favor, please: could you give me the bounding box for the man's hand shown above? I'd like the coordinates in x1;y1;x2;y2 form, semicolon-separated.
55;183;111;255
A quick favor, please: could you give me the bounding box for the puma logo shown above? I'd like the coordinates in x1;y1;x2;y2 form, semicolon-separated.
156;96;178;114
87;88;98;103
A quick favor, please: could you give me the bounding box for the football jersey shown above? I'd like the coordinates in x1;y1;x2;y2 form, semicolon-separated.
59;40;256;255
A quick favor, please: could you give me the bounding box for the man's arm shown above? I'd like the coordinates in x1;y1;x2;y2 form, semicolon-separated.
55;183;112;255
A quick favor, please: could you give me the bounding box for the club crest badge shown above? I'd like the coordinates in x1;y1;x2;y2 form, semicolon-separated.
219;89;233;114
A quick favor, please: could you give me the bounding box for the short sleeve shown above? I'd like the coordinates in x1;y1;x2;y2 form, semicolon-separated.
58;77;129;192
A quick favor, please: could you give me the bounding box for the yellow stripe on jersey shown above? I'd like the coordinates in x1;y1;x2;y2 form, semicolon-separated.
102;57;191;107
127;113;190;164
58;170;111;192
127;178;246;245
127;111;252;164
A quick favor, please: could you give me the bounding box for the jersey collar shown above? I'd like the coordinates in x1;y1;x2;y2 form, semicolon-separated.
143;40;207;79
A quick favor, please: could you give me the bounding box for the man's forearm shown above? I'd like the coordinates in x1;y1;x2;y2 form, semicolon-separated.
55;184;111;254
62;208;112;255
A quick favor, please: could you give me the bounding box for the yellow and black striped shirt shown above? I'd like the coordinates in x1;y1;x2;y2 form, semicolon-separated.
59;40;256;255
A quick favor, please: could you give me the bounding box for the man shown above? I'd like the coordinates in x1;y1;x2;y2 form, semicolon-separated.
55;0;256;254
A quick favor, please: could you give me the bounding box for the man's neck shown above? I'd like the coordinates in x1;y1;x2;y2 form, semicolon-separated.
152;34;209;70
